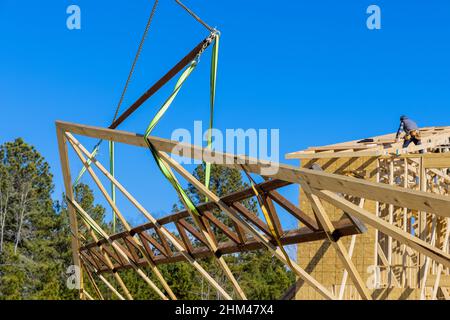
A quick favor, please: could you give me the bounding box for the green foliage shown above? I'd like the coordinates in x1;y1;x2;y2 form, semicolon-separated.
0;138;75;300
235;251;294;300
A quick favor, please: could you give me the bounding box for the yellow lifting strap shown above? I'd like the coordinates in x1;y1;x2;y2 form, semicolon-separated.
143;60;204;218
143;32;219;221
240;166;295;270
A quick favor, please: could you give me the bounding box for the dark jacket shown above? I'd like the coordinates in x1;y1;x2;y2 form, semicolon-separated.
396;117;419;139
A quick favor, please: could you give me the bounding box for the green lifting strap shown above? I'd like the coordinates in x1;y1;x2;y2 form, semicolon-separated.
204;35;219;200
73;142;101;187
68;197;106;237
144;60;204;217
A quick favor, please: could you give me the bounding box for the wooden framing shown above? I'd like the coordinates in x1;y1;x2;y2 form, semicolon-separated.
56;121;450;300
286;127;450;159
289;128;450;300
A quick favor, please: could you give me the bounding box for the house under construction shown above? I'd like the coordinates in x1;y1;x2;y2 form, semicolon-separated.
287;127;450;300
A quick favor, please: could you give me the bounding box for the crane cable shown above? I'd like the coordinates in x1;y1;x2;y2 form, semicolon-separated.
175;0;215;32
73;0;159;188
112;0;159;124
74;0;217;234
173;0;220;196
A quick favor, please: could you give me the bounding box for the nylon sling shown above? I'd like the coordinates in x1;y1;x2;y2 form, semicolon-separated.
240;167;295;270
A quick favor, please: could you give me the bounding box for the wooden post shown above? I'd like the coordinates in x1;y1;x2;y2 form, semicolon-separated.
56;127;83;299
432;218;450;299
313;190;450;269
374;159;380;288
402;157;408;286
419;157;428;287
338;198;365;299
388;159;394;287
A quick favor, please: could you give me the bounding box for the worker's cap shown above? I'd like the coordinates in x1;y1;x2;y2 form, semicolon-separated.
400;115;407;121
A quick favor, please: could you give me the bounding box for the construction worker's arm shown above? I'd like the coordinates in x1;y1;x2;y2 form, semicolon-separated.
395;122;404;141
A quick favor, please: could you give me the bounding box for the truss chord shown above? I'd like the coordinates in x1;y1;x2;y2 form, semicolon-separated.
69;198;170;300
80;255;126;300
240;164;295;271
57;120;450;300
65;133;235;300
157;150;337;300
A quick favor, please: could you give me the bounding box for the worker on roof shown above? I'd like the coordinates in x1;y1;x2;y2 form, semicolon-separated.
395;115;424;153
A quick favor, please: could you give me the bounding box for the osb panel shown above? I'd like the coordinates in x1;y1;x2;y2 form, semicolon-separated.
295;156;377;300
294;156;430;300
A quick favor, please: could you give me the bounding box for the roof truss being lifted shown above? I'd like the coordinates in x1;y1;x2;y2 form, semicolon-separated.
56;120;450;300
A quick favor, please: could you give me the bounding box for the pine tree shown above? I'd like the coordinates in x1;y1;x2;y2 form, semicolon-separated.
0;138;72;299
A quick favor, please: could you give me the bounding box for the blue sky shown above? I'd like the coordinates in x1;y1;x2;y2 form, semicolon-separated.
1;1;449;231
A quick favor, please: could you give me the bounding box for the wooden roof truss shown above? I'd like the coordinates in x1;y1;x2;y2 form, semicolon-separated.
56;121;450;300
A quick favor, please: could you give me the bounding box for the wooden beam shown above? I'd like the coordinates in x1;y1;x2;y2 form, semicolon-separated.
423;155;450;169
313;189;450;269
376;243;401;288
267;190;319;230
56;121;450;218
231;202;272;237
157;157;248;300
66;134;176;300
65;133;234;300
178;219;209;248
420;215;438;299
203;211;241;245
263;195;284;238
81;259;105;300
158;151;337;300
70;199;169;300
387;160;394;287
338;198;364;300
109;35;214;130
56;126;83;298
80;255;125;300
432;218;450;299
140;231;170;258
